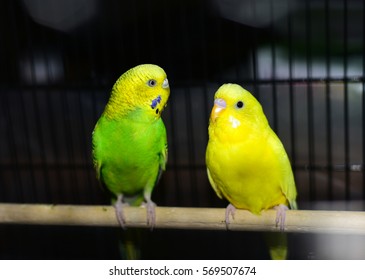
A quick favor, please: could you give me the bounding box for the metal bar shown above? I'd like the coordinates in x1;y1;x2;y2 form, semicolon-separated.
363;0;365;200
0;93;23;201
251;1;260;101
288;0;296;167
197;0;210;134
0;3;23;201
11;3;38;202
111;0;125;73
325;0;333;200
31;15;55;203
305;0;316;201
76;90;96;202
198;1;215;205
162;0;180;206
2;77;365;91
1;162;363;172
270;0;278;132
131;0;141;62
343;0;350;202
84;0;101;205
69;22;96;204
44;31;65;203
179;2;198;206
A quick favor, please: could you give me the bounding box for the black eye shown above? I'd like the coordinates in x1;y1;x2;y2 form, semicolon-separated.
147;79;157;87
236;101;244;108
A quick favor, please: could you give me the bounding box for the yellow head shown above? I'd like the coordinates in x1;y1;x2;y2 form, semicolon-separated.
104;64;170;120
210;83;268;131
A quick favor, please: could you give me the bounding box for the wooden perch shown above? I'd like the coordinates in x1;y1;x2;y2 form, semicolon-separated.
0;203;365;234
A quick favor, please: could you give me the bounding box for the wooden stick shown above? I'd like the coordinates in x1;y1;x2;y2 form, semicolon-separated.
0;203;364;234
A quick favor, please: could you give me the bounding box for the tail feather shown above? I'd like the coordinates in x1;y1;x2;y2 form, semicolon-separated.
119;229;142;259
264;232;288;260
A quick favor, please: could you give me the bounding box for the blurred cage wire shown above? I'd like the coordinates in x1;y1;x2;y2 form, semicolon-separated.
1;0;365;259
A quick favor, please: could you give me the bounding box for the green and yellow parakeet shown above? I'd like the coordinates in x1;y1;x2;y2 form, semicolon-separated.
206;84;297;259
92;64;170;229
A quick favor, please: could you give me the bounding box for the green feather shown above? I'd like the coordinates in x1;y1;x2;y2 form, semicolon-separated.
93;109;167;205
92;64;170;259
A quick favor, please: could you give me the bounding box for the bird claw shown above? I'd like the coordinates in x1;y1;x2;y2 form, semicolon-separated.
274;204;288;231
142;200;156;230
225;203;236;228
114;195;129;229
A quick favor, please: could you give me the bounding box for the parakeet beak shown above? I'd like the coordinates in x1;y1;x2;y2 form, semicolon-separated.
162;78;169;89
210;98;226;122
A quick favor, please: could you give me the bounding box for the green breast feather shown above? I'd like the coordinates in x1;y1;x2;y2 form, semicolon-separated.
92;109;167;205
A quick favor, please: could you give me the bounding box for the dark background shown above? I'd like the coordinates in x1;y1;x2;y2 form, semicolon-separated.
1;0;365;259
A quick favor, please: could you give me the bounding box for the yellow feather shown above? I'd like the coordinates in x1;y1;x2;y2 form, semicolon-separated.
206;83;297;259
104;64;170;120
206;84;297;214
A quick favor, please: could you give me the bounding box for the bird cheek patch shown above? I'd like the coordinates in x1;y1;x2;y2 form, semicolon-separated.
229;115;241;129
151;95;162;109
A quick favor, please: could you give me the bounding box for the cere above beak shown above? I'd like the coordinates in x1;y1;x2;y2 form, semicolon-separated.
210;98;226;122
162;78;169;89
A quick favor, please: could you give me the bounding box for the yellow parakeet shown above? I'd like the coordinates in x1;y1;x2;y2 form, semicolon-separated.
206;83;297;259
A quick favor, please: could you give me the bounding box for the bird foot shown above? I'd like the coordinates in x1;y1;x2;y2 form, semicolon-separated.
274;204;288;231
114;194;129;229
142;200;156;230
225;203;236;228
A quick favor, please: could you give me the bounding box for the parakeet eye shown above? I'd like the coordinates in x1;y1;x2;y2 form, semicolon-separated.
236;101;244;109
147;79;157;87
